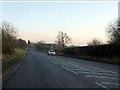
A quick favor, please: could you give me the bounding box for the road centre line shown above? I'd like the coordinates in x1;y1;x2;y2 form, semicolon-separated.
95;82;107;89
51;61;57;64
51;60;117;73
74;66;93;72
61;65;118;77
86;75;119;80
101;82;120;86
51;60;118;77
77;71;91;74
61;66;79;74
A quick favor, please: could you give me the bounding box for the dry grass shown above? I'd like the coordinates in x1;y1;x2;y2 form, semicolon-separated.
2;48;26;74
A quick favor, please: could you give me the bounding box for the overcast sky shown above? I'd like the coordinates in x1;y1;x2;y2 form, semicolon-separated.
1;1;118;45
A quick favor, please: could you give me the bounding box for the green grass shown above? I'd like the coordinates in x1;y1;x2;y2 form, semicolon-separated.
2;48;26;74
15;48;26;57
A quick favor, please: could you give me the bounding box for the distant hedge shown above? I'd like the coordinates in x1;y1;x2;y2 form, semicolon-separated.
62;44;120;64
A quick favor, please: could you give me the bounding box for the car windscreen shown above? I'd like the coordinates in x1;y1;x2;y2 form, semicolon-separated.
49;50;54;52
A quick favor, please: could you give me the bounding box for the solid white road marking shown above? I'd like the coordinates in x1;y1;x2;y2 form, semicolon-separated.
95;82;107;89
61;66;79;74
86;75;118;80
101;82;120;86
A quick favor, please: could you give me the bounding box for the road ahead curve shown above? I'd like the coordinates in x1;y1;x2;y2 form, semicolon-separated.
3;48;119;89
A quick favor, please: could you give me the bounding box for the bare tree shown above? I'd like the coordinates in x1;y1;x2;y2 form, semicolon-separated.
87;38;103;46
1;21;17;55
35;40;45;49
16;38;27;49
106;19;120;44
55;31;71;49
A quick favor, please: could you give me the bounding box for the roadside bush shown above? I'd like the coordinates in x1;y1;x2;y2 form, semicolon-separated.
1;22;17;55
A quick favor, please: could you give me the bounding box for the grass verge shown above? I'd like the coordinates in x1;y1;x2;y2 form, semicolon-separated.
2;48;26;76
62;54;119;65
77;55;119;65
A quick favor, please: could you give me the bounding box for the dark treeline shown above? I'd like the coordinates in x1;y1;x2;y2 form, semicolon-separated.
63;44;120;58
63;19;120;64
62;44;120;64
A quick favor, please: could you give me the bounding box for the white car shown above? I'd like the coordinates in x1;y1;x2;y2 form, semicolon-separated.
48;50;56;55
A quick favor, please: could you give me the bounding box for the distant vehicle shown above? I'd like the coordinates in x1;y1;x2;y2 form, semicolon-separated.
48;50;56;55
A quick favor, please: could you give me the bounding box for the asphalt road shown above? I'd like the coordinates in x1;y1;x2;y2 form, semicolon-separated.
3;48;119;89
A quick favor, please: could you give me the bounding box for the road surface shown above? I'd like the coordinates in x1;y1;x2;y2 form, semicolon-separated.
3;48;119;89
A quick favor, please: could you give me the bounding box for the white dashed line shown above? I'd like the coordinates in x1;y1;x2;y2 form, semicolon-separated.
101;82;120;86
86;75;118;80
77;71;90;74
72;68;82;70
95;82;107;89
74;67;93;72
61;66;79;74
51;61;57;64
